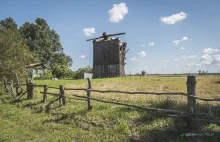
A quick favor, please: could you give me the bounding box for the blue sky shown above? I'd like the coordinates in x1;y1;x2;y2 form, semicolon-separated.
1;0;220;74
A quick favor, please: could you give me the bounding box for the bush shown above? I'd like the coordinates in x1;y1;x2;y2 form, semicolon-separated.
44;69;53;79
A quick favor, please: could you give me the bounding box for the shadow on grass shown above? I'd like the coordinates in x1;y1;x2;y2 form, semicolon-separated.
22;100;43;108
43;112;77;124
117;99;220;142
43;109;89;125
215;81;220;84
1;92;220;141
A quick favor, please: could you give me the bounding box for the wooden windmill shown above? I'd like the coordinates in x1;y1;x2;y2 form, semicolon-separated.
87;32;129;78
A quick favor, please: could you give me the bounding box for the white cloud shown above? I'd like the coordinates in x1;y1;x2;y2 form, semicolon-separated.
182;36;188;41
172;36;189;46
83;27;96;36
164;64;167;68
181;55;197;60
164;60;169;62
160;12;188;25
203;47;218;54
180;47;185;50
212;55;220;65
214;55;220;62
138;51;146;57
108;2;128;23
141;44;145;47
80;55;86;59
149;42;155;46
173;58;179;61
173;40;180;45
200;53;213;65
130;57;139;62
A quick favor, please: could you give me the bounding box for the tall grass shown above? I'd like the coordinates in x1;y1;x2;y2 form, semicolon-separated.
0;76;220;141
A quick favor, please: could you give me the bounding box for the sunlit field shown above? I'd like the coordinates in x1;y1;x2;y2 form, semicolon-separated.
0;75;220;141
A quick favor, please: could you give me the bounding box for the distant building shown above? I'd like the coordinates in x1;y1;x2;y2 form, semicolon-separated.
141;70;146;76
78;72;93;79
26;63;49;79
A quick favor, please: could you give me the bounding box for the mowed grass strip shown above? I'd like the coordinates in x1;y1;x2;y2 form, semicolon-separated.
0;76;220;141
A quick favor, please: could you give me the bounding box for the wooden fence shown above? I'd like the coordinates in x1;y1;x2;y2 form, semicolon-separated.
1;75;220;127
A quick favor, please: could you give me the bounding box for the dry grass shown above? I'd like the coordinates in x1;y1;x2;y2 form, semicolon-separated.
0;75;220;142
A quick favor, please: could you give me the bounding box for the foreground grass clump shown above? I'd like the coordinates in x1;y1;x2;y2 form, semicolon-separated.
0;75;220;141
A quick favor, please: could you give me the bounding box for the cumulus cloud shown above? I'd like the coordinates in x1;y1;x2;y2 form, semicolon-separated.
200;53;213;65
83;27;95;36
214;55;220;62
180;47;185;50
173;40;180;45
182;37;188;40
80;55;86;59
203;47;218;54
108;2;128;23
130;57;139;62
138;51;146;57
197;47;219;66
141;44;145;47
197;47;220;66
172;36;188;46
160;12;188;25
164;60;169;62
212;55;220;65
173;58;179;61
149;42;155;46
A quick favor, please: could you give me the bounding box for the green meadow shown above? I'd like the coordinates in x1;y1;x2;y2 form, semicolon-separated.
0;76;220;142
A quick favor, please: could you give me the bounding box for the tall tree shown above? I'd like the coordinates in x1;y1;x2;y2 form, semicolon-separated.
0;17;17;30
0;23;35;81
1;17;72;79
19;17;72;78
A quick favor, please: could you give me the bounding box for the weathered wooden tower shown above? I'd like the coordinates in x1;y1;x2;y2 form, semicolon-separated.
87;32;128;78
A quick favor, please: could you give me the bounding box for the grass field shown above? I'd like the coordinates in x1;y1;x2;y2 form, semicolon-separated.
0;75;220;142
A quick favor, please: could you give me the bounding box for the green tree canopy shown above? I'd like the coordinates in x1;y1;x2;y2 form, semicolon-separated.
0;26;35;81
1;17;73;79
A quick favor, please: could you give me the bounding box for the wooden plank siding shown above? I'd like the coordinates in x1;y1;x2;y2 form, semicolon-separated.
93;38;126;78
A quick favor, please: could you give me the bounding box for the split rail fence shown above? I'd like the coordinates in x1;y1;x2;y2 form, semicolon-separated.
1;75;220;127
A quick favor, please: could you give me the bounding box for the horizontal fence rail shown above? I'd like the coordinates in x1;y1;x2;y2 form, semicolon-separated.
47;87;60;89
1;75;220;128
65;88;220;102
40;92;60;97
71;94;184;114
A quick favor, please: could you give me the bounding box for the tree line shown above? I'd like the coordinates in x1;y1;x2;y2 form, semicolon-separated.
0;17;91;80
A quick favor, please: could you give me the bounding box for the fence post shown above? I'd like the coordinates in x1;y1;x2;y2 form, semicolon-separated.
187;76;196;113
29;80;34;99
10;80;14;94
186;76;197;127
87;78;92;110
4;79;7;93
60;85;65;105
15;73;19;96
26;79;29;99
43;85;48;102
